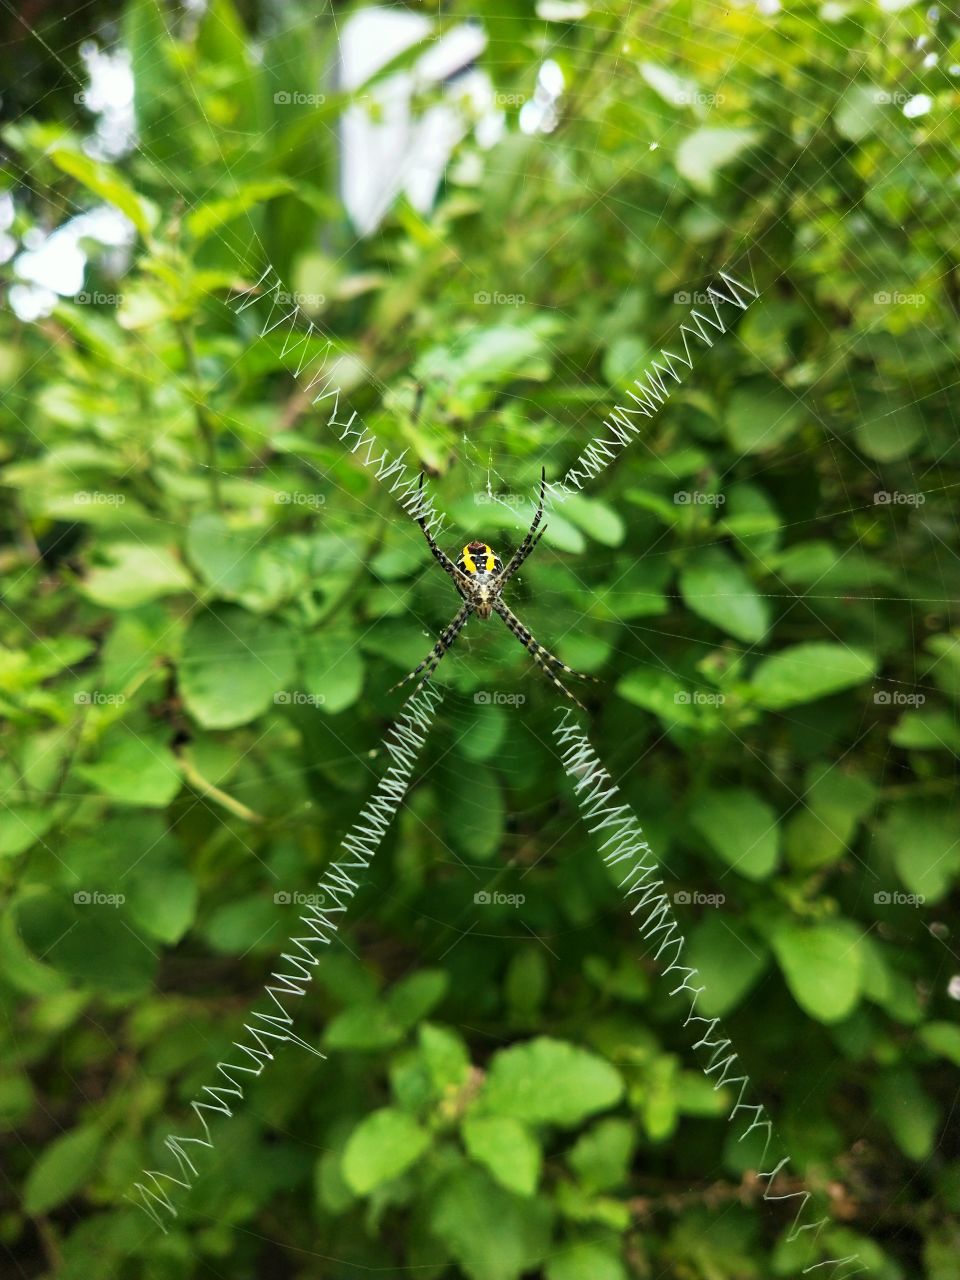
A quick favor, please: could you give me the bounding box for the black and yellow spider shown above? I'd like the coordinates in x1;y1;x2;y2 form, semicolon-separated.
390;469;592;709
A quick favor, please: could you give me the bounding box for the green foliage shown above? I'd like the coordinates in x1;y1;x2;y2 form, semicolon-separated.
1;0;958;1276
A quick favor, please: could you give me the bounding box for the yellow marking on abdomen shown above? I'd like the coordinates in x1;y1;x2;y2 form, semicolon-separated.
461;545;477;573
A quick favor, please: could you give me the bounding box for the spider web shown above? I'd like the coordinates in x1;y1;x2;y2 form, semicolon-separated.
2;2;958;1277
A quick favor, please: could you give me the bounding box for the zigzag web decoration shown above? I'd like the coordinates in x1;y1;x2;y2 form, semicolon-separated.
127;684;442;1230
553;709;868;1280
225;263;758;523
549;270;759;500
227;267;450;539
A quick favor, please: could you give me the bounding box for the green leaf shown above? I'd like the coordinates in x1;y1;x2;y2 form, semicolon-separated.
75;733;182;808
301;629;364;715
419;1023;471;1093
82;544;192;609
890;707;960;752
386;970;448;1029
567;1118;635;1194
341;1108;430;1194
834;84;883;143
49;150;158;238
919;1022;960;1067
877;800;960;903
429;1166;552;1280
679;547;769;643
324;1003;403;1052
185;513;262;597
750;643;877;709
726;380;804;454
675;128;760;194
126;869;197;944
462;1114;541;1196
186;178;294;240
546;1241;627;1280
872;1069;939;1161
690;787;779;880
556;494;626;547
684;914;768;1017
447;763;503;861
784;762;877;871
478;1037;623;1128
771;920;864;1023
179;606;297;729
23;1124;103;1213
854;404;923;461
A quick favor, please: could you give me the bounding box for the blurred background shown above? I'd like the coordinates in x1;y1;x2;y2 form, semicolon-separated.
1;1;959;1277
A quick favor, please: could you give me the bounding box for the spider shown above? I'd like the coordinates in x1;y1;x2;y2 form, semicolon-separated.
390;469;593;709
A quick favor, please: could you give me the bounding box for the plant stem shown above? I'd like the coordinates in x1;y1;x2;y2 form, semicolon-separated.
179;323;223;511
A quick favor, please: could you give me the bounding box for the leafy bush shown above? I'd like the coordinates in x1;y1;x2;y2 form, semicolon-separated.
1;1;959;1277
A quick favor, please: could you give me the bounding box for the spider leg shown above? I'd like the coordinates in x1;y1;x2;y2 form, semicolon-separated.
389;602;472;697
415;473;472;597
492;599;589;711
499;467;547;586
